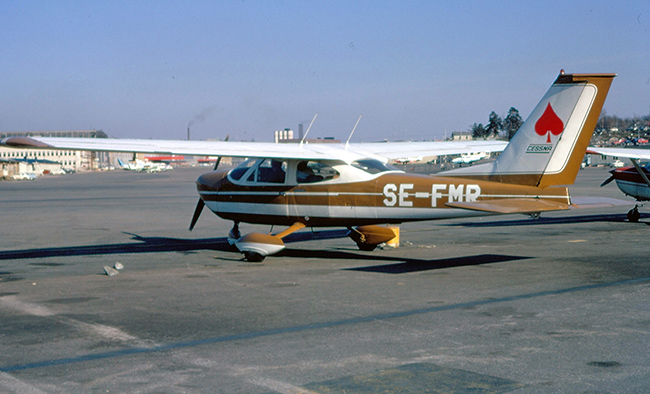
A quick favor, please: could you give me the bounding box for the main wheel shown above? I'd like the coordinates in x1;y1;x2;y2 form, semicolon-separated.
357;242;377;251
244;251;265;262
627;207;641;222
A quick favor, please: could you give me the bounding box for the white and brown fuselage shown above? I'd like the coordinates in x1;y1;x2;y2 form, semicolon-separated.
196;162;571;228
609;165;650;202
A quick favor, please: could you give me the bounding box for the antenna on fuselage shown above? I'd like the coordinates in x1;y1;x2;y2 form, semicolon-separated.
345;115;362;149
300;113;318;146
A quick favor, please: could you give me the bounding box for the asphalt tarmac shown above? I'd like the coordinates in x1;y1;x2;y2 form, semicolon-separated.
1;166;649;393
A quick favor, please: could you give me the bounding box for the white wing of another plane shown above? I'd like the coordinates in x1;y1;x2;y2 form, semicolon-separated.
0;136;508;164
586;147;650;160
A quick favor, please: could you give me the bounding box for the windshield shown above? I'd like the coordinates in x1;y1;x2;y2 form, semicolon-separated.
228;159;256;181
351;159;399;174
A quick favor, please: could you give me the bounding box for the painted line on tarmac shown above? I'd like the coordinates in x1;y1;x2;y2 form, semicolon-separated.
0;295;148;345
0;372;49;394
2;276;650;373
247;377;321;394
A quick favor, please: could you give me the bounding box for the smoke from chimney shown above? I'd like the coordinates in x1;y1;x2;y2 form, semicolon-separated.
187;106;217;139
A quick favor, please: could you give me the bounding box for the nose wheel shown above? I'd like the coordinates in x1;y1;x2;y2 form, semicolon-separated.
234;222;306;262
227;222;241;251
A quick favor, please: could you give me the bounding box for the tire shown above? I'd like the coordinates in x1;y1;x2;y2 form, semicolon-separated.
627;208;641;223
357;243;377;252
244;252;265;262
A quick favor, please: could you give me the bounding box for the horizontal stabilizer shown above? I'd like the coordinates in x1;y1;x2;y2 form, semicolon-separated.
568;196;635;209
448;196;634;214
446;199;570;214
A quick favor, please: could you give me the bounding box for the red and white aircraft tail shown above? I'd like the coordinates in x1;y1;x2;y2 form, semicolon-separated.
443;72;616;187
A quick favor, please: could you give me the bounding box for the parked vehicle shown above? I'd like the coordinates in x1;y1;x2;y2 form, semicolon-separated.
12;172;37;180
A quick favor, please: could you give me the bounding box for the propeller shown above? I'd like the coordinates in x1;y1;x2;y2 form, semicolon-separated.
189;135;229;231
600;175;615;187
189;199;205;231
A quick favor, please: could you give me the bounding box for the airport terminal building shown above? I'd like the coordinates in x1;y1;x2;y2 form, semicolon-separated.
0;130;108;178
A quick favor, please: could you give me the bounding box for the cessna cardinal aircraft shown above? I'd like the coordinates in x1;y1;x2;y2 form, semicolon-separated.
586;146;650;221
2;71;615;261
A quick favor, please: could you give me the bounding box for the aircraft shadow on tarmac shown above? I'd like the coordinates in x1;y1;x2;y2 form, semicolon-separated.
0;229;349;261
0;236;227;261
446;212;649;228
0;229;530;274
2;214;640;266
278;249;532;274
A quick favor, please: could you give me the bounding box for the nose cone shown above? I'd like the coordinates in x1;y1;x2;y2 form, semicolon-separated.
196;170;228;191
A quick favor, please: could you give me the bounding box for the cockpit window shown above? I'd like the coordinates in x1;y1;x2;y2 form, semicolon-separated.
351;159;398;174
296;161;339;183
229;158;288;184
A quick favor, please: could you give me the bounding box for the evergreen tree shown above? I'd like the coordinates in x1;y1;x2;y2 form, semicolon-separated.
471;123;487;139
486;111;503;138
503;107;523;140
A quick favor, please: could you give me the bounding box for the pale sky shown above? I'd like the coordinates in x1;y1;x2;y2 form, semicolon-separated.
1;1;648;142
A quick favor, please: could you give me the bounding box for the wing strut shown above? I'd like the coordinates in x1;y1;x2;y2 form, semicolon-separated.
631;158;650;188
345;115;362;149
300;114;318;146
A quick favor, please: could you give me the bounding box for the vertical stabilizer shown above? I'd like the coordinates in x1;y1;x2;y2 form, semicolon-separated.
443;72;615;187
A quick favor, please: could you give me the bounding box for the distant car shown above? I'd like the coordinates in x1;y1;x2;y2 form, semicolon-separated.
611;160;625;168
12;172;37;180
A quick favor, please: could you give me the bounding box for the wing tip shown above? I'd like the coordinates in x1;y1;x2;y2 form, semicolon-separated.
1;136;53;148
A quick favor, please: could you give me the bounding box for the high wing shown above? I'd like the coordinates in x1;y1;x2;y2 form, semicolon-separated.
586;147;650;160
0;136;508;164
344;140;507;161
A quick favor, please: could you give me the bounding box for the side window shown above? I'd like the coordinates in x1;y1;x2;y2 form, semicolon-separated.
296;161;339;183
257;159;286;183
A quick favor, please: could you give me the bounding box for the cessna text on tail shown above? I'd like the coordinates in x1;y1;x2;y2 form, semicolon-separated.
1;71;616;261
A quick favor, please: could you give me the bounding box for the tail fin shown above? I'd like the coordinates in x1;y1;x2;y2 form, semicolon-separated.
444;71;615;187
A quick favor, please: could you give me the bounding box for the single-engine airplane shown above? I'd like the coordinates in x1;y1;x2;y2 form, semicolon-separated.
1;71;617;261
586;146;650;221
394;155;423;164
451;151;488;165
